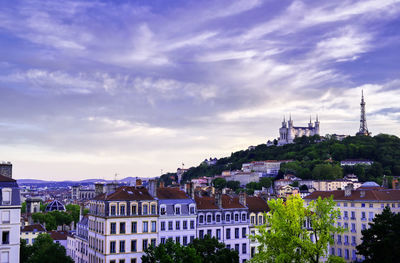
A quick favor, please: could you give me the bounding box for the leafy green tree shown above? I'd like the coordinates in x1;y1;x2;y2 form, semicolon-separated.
212;178;227;190
226;181;240;191
142;239;201;263
259;177;272;188
21;202;27;213
20;238;32;263
312;164;342;180
190;235;239;263
251;195;342;263
356;206;400;262
21;233;73;263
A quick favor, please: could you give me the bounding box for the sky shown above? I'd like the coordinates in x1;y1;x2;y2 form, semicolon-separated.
1;0;400;181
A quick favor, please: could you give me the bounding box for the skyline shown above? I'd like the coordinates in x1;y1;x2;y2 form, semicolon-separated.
1;0;400;180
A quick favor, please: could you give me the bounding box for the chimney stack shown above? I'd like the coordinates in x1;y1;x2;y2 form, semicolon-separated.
136;179;142;187
344;184;353;197
95;183;105;196
215;191;222;208
159;181;165;188
79;203;84;222
239;192;247;207
360;190;365;198
148;179;157;198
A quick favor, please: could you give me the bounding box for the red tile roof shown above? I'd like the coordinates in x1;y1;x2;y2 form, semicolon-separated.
195;194;246;210
21;224;46;232
48;231;68;240
304;189;400;201
157;187;189;199
93;186;154;201
246;196;270;213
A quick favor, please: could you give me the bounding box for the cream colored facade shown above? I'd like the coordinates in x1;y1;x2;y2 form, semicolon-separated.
249;212;265;259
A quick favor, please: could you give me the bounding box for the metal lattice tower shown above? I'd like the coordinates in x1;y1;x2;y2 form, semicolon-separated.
356;90;370;136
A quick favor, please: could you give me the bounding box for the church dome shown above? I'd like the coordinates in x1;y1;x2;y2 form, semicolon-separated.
361;181;379;187
45;200;66;212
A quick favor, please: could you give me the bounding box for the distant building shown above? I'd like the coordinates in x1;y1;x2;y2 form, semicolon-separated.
225;172;259;186
48;230;68;249
176;168;189;184
67;215;89;263
21;224;46;245
72;185;96;201
278;115;320;145
45;200;66;212
0;173;21;263
242;160;293;176
340;159;373;166
203;158;218;166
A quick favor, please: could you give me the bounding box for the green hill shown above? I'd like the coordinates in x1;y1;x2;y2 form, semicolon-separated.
161;134;400;187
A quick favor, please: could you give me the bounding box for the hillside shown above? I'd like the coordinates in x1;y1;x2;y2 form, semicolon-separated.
167;134;400;186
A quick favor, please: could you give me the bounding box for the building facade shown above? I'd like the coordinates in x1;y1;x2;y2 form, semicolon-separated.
0;174;21;263
304;186;400;262
278;116;320;145
157;187;197;246
246;196;269;259
20;224;46;245
195;192;250;263
88;186;158;263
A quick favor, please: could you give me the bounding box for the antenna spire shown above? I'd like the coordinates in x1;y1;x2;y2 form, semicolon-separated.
356;90;370;136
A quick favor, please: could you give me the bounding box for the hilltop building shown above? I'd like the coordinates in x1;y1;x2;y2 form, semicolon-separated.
278;115;320;145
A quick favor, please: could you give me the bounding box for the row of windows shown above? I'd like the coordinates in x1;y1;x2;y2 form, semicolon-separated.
199;227;247;240
198;213;247;224
109;239;156;253
160;236;195;246
338;202;400;208
108;259;137;263
335;234;358;246
330;247;358;261
160;220;195;231
110;203;157;216
110;221;157;234
339;211;375;221
226;243;247;255
160;205;196;215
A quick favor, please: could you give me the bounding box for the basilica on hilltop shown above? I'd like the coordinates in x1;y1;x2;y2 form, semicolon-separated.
277;115;320;146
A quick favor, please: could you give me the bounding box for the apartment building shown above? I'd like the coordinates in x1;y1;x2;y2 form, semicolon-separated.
246;196;269;259
156;187;197;246
20;224;46;245
88;186;158;263
195;192;250;263
0;174;21;263
304;184;400;262
67;216;89;263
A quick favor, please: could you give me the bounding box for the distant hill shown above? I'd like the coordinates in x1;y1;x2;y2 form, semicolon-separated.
17;176;149;185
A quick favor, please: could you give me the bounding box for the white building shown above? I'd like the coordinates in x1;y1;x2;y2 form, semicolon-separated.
21;224;46;245
242;160;292;176
340;159;373;166
0;174;21;263
67;216;89;263
226;172;259;187
157;187;197;245
278;116;320;145
195;192;250;263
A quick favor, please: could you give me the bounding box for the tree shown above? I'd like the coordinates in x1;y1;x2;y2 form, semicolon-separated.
212;178;227;190
141;236;238;263
142;239;201;263
226;181;240;191
21;202;26;213
190;235;239;263
21;233;73;263
356;206;400;262
251;195;342;263
312;164;342;180
259;177;272;188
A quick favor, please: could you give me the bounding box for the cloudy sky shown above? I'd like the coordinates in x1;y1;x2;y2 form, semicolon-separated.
1;0;400;180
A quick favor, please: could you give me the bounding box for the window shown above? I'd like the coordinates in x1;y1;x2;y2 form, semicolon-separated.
168;221;173;230
242;243;247;254
1;211;10;223
207;215;212;223
345;249;349;260
143;239;148;250
199;230;204;239
183;220;187;229
160;206;166;215
132;222;137;233
242;213;246;221
143;205;148;215
120;240;125;252
226;228;231;239
344;223;348;230
351;203;355;207
207;229;212;237
199;215;204;224
351;236;356;246
190;206;195;214
258;215;263;225
351;223;356;232
361;203;365;208
351;211;356;220
369;203;373;208
344;202;348;207
161;221;165;231
2;190;10;205
160;238;165;244
216;214;221;222
337;202;340;207
151;239;156;247
369;212;374;220
111;206;116;216
235;244;239;252
151;204;156;214
175;236;180;244
110;241;116;253
120;222;126;234
183;236;188;245
120;205;126;215
227;244;231;249
216;229;221;240
361;212;366;220
362;224;366;230
337;235;342;244
190;220;195;229
131;259;137;263
1;252;9;263
331;247;335;255
251;216;255;224
119;260;125;263
131;240;137;252
235;228;239;238
344;211;348;219
110;223;116;234
242;227;246;238
132;205;137;215
235;214;239;222
226;214;231;222
176;221;180;230
151;221;156;232
143;222;148;233
352;250;357;260
338;248;342;257
175;206;180;215
344;235;349;245
190;236;195;243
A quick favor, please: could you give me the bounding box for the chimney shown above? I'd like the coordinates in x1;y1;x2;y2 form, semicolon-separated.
215;191;222;208
95;183;105;196
79;203;84;222
344;184;353;197
148;179;157;198
160;181;165;188
360;190;365;198
136;179;142;187
239;192;246;207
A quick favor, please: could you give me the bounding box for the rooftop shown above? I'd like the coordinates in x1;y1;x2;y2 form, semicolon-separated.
195;194;246;210
246;196;270;213
21;224;46;232
157;187;189;200
304;189;400;201
93;186;154;201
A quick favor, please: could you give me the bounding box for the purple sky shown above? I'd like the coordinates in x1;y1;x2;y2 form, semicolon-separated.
1;0;400;180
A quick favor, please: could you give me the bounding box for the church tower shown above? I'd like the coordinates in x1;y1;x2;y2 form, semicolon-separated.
356;90;371;136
